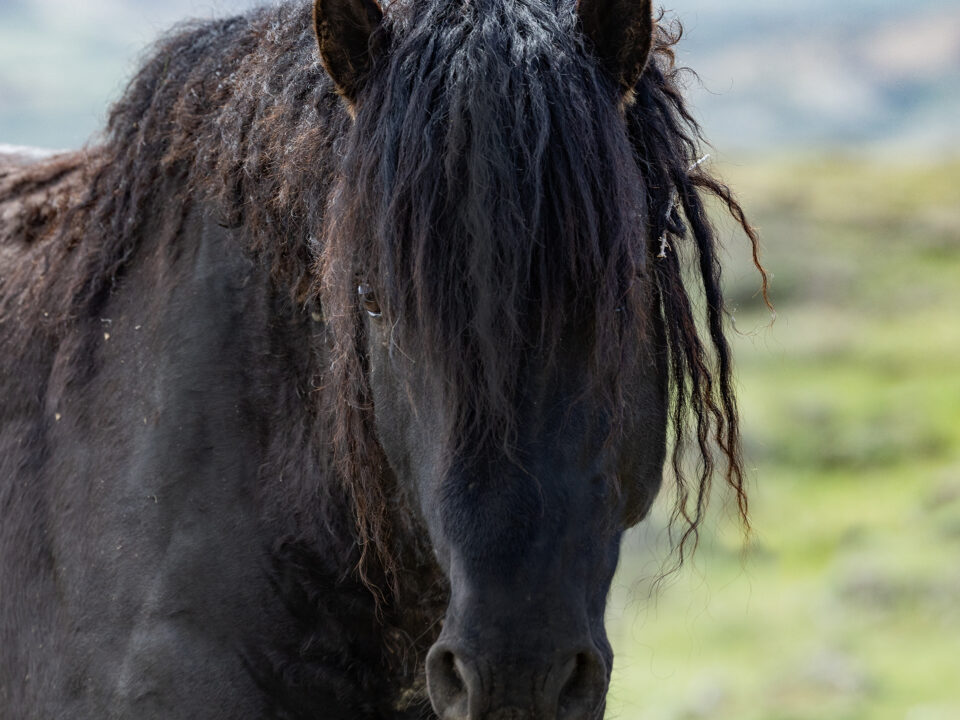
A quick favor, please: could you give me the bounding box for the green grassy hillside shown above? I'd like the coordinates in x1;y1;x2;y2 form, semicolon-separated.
606;158;960;720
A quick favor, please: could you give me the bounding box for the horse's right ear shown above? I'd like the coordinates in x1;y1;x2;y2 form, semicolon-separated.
313;0;384;104
578;0;654;100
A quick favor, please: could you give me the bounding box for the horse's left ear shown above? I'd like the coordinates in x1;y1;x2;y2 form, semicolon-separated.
578;0;654;99
313;0;384;104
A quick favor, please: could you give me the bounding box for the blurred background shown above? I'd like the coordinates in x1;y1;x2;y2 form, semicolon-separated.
1;1;958;718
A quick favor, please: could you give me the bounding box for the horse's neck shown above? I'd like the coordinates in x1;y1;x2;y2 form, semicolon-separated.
47;196;345;547
136;202;342;533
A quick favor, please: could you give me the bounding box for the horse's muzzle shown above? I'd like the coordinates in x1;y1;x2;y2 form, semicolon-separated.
425;640;607;720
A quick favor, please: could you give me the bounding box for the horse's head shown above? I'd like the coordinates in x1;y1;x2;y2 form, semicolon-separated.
314;0;707;717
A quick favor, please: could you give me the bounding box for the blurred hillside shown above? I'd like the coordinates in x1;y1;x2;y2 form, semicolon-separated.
1;0;958;152
607;156;960;720
678;0;960;153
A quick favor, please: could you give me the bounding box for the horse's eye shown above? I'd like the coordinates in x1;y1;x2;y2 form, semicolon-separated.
357;283;382;318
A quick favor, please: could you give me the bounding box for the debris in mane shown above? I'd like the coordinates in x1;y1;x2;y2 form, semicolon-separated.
0;0;768;595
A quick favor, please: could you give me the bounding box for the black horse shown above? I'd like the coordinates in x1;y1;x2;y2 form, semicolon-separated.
0;0;766;717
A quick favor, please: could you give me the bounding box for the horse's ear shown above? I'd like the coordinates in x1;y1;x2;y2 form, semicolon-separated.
313;0;384;103
578;0;654;99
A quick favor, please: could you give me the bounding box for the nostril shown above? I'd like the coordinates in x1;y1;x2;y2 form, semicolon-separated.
558;653;588;705
426;646;472;719
555;651;606;720
444;651;466;692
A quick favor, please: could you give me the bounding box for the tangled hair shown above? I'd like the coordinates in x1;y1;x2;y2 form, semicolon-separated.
632;20;771;560
0;0;767;595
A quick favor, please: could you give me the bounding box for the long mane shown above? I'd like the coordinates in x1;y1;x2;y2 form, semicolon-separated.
320;0;769;585
0;0;767;591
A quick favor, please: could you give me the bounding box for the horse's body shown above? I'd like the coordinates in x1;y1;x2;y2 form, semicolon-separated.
0;1;764;718
0;147;427;718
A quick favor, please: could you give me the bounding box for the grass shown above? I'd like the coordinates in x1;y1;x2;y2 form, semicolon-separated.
605;157;960;720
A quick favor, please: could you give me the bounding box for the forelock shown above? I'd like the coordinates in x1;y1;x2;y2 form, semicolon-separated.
320;0;652;454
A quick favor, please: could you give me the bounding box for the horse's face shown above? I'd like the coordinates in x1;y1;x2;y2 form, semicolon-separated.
364;307;667;719
316;0;664;717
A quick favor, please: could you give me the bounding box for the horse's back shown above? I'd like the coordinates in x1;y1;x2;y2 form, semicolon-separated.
0;146;88;271
0;144;68;164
